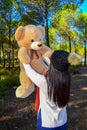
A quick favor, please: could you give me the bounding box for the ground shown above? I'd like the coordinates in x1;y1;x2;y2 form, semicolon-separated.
0;67;87;130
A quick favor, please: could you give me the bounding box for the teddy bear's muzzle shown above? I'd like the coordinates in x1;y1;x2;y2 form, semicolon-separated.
38;44;42;47
31;41;42;50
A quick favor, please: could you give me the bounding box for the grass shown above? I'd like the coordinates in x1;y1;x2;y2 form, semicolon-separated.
0;67;20;96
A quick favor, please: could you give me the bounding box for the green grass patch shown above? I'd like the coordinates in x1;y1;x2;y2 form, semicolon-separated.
0;67;20;95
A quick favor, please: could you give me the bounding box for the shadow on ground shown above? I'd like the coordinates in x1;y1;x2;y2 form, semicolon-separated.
0;67;87;130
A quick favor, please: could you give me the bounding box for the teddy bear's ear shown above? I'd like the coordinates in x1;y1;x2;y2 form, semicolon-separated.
38;26;45;36
15;26;25;41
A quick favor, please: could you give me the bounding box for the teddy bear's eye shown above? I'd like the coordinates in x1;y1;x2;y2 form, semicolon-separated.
31;39;34;42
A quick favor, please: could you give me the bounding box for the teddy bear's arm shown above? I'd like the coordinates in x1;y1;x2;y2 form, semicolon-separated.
18;47;30;64
39;45;53;65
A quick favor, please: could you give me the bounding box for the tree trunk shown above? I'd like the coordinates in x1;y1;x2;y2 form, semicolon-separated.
45;0;49;47
1;33;5;68
68;36;71;52
8;13;11;70
7;49;11;71
84;40;86;66
12;43;14;68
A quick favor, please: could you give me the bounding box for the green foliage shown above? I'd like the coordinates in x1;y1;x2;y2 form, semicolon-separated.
51;4;86;54
52;4;78;38
49;27;56;49
0;68;20;95
75;13;87;31
0;75;19;91
75;13;87;40
0;98;4;104
20;10;43;25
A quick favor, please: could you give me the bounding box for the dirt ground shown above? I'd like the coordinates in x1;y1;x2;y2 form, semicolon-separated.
0;66;87;130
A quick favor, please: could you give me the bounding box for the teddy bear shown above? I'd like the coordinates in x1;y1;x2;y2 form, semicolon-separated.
15;24;52;98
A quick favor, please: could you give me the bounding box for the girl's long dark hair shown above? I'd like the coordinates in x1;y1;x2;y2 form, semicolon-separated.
47;63;71;108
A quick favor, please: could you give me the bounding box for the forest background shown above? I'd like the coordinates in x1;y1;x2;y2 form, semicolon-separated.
0;0;87;129
0;0;87;103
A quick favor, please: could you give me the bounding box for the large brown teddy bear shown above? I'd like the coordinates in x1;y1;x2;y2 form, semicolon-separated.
15;24;52;98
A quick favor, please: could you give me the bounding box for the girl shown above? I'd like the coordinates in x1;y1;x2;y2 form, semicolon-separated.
23;50;71;130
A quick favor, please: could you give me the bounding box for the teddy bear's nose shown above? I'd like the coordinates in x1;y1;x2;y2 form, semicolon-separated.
38;44;42;47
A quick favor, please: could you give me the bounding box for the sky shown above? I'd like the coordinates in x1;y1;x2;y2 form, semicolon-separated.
80;0;87;12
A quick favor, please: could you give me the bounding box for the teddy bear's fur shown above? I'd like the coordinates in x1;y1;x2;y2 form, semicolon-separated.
15;25;52;98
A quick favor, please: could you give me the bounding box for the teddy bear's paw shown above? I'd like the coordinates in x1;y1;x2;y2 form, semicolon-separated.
68;52;82;66
44;51;52;58
15;85;35;98
43;51;52;65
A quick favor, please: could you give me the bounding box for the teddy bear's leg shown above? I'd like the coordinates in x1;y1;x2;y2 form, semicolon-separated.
15;84;34;98
16;68;35;98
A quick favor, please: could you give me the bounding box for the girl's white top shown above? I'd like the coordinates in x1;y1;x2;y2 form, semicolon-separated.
23;64;67;128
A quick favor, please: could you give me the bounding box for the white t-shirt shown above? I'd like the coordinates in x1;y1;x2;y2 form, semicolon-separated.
23;64;67;128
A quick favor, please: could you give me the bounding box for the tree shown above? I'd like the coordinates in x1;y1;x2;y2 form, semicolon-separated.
75;13;87;66
0;0;22;69
49;27;56;50
21;0;60;46
21;0;84;47
20;10;44;25
52;4;81;52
